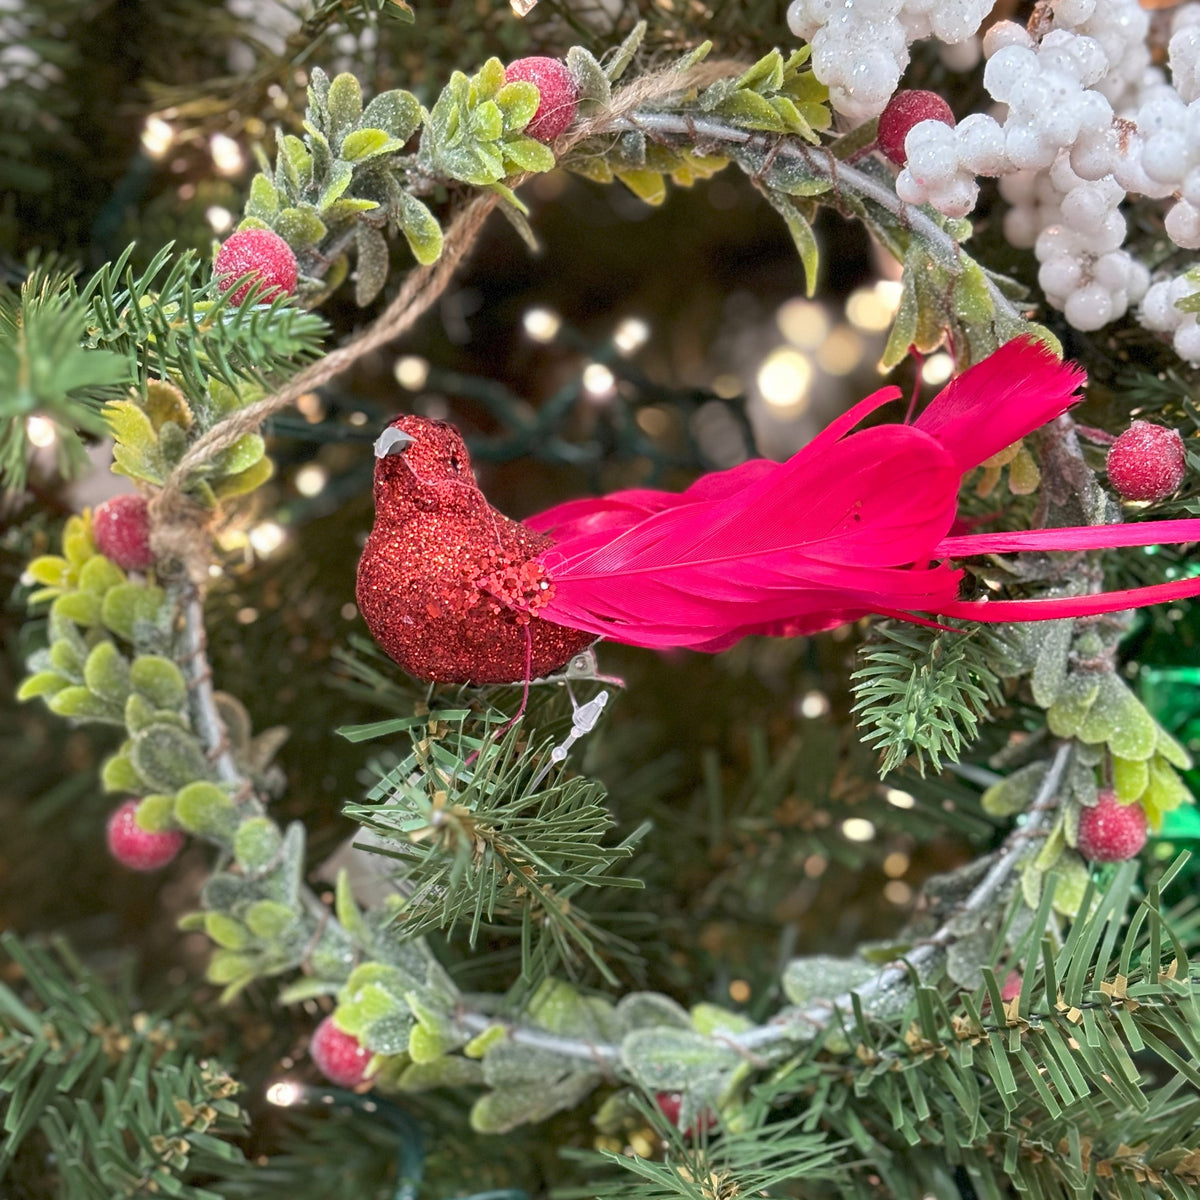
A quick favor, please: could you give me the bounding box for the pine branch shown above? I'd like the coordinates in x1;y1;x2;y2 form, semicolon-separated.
0;934;249;1198
850;623;1010;777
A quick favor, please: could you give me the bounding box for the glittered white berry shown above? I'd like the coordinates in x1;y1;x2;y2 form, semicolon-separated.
1064;282;1115;330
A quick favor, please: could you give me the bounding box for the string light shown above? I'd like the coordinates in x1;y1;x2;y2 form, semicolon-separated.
522;307;560;343
711;373;742;399
756;347;813;411
210;133;245;175
798;690;830;718
25;416;57;448
920;352;954;385
140;115;173;158
394;356;430;390
776;298;830;349
841;817;876;842
248;521;286;557
582;362;616;398
613;317;650;355
510;0;537;13
885;788;915;809
295;464;327;497
205;205;234;233
266;1080;305;1108
816;326;863;375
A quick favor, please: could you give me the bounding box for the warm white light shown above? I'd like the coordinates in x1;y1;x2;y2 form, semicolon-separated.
613;317;650;355
582;362;616;398
510;0;537;13
248;521;286;557
921;352;954;385
266;1080;305;1108
295;464;327;497
394;355;429;390
523;307;560;343
205;205;234;232
211;133;245;176
885;788;915;809
26;416;57;448
816;326;863;376
711;374;742;399
842;817;876;842
141;116;174;158
776;298;829;349
845;287;894;333
799;690;830;718
757;347;812;411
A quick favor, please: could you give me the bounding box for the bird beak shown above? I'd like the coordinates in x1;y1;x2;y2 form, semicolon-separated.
374;427;415;458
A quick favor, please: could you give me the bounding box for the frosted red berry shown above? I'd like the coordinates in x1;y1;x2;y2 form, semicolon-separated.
1000;970;1023;1002
310;1016;372;1088
504;56;578;142
1076;790;1148;863
878;89;956;166
654;1092;714;1137
214;228;298;305
93;494;155;571
1106;420;1187;502
106;799;184;872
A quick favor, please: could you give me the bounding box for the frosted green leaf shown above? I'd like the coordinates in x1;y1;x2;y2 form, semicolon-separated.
783;955;875;1005
1031;619;1072;708
565;47;610;113
1113;755;1149;804
476;57;506;101
234;817;282;873
47;686;120;723
52;591;102;627
362;1012;415;1056
621;1028;740;1093
1155;725;1193;770
718;89;787;132
135;794;175;832
337;982;404;1035
408;1021;447;1064
361;89;421;141
130;654;186;709
16;672;67;701
206;913;251;951
396;190;444;265
690;1003;753;1036
1143;756;1189;829
62;515;95;567
27;555;69;587
469;99;502;142
49;635;84;680
101;751;142;792
211;432;264;477
400;1057;483;1090
982;760;1049;817
275;205;327;247
616;169;666;205
354;224;389;307
470;1074;599;1134
131;723;211;792
613;992;692;1033
341;128;401;161
1103;681;1157;760
335;870;369;942
84;641;131;704
212;457;274;499
503;135;555;174
1050;856;1090;917
175;781;236;839
495;81;540;133
78;556;125;595
244;900;296;939
1034;821;1065;872
605;20;645;82
206;949;257;986
1046;674;1100;738
246;172;280;220
327;73;364;148
321;198;380;224
738;50;785;93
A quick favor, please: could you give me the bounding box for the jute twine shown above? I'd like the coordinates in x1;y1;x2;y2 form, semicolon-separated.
147;58;745;586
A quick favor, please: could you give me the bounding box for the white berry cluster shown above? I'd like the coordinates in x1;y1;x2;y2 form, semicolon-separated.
785;0;993;121
1140;272;1200;363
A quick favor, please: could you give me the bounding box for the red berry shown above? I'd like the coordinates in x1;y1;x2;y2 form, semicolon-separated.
504;56;579;142
310;1016;372;1088
1076;790;1148;863
654;1092;714;1137
878;89;956;166
1000;970;1023;1003
93;494;154;572
214;229;298;305
106;799;184;872
1106;420;1187;502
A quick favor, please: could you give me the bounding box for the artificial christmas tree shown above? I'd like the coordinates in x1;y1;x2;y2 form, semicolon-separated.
3;2;1200;1199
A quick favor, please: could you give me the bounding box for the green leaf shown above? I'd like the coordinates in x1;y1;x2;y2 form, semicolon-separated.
101;751;143;792
101;582;165;643
104;400;164;485
211;457;274;499
738;50;785;93
234;817;282;873
243;900;296;939
1050;855;1090;916
565;48;610;113
718;89;788;132
399;1057;483;1091
495;81;540;132
206;913;251;951
469;99;503;142
1030;619;1072;708
246;172;280;221
16;672;68;701
476;57;506;100
1113;755;1149;804
175;781;236;839
84;641;131;704
26;555;69;587
340;128;402;162
983;760;1050;817
361;89;422;141
327;73;364;149
1155;725;1193;770
502;135;556;175
131;723;212;792
51;590;102;628
1143;757;1189;829
616;169;667;206
210;432;264;477
354;225;390;307
130;654;186;709
47;685;120;723
135;794;176;832
470;1074;599;1134
395;190;444;265
783;955;875;1006
605;20;645;82
621;1028;740;1093
275;205;328;248
1046;675;1101;739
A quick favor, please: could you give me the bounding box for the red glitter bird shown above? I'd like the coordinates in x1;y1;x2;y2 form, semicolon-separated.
356;338;1200;685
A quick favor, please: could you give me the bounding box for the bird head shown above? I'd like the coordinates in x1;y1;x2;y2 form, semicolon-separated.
371;415;479;514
